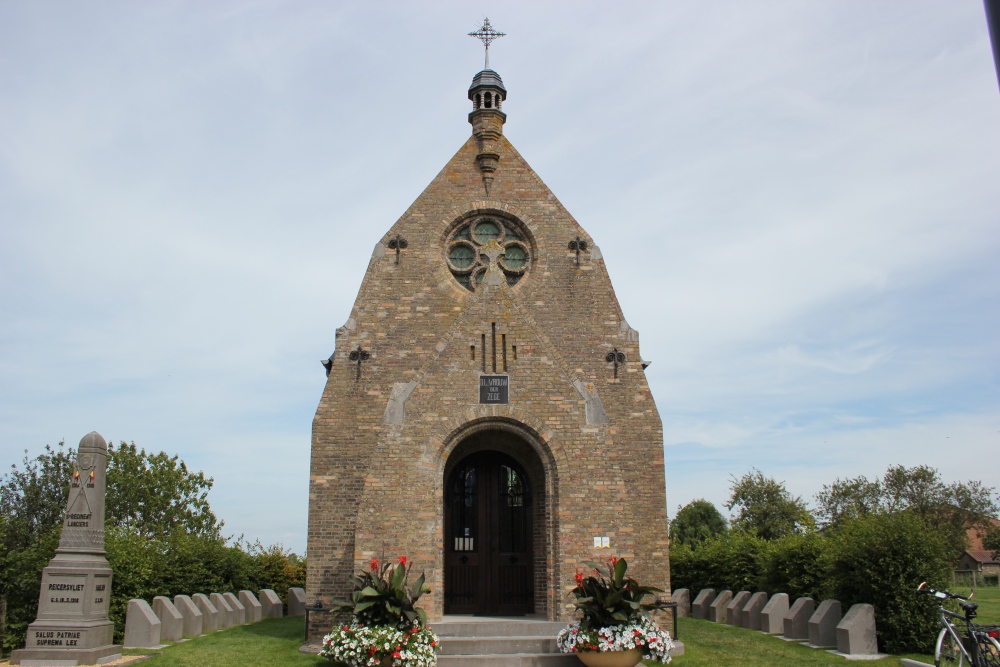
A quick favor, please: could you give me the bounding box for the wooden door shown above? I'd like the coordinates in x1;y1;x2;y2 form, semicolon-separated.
444;451;533;615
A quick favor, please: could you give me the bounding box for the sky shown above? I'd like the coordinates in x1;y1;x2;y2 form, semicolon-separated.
1;2;998;555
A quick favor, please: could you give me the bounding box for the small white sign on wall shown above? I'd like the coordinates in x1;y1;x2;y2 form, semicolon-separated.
592;536;610;548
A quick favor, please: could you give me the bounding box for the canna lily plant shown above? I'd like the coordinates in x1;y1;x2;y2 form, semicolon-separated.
571;556;668;630
337;556;431;629
557;556;675;663
324;556;440;667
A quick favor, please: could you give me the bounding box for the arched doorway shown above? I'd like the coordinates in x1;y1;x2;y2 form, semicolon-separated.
444;437;541;615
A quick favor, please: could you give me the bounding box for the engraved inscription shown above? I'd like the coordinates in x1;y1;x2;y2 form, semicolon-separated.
33;630;83;646
479;375;509;404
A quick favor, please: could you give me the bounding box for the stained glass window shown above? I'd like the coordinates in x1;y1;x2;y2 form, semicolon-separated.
446;216;531;292
474;221;501;244
449;245;474;269
502;246;526;270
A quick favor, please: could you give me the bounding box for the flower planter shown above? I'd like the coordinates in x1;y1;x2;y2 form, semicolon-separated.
576;648;644;667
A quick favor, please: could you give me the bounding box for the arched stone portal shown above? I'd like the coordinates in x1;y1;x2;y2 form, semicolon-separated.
442;422;554;617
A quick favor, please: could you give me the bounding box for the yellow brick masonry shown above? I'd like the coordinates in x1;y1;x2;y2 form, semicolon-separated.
306;126;670;640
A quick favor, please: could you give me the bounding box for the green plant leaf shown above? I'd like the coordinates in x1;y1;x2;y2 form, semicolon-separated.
391;563;405;588
353;600;377;613
614;558;627;585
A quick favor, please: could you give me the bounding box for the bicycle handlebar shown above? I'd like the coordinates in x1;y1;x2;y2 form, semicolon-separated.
917;582;973;601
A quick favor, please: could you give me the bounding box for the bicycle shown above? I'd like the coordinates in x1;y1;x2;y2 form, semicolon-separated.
918;582;1000;667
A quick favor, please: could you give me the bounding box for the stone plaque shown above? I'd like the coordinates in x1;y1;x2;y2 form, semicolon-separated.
479;375;508;404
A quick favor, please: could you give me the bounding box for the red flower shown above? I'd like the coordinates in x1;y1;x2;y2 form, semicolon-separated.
608;555;619;568
370;557;379;571
431;640;437;647
575;572;584;586
343;625;350;631
392;651;402;658
398;555;408;566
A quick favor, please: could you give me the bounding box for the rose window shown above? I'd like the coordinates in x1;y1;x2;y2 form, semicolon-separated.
446;217;531;291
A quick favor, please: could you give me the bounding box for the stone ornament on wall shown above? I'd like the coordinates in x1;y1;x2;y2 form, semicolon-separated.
446;215;531;291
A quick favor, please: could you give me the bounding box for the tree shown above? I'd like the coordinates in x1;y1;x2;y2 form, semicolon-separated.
0;443;76;656
106;441;219;538
982;526;1000;555
669;499;727;548
815;465;999;557
814;475;882;528
726;468;814;540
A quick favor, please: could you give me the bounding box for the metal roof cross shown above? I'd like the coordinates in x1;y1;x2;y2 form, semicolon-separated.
469;17;505;69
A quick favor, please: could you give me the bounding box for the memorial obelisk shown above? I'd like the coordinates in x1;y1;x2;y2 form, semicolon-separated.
11;432;122;666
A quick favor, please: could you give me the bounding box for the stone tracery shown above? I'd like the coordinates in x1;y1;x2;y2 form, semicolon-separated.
446;216;530;291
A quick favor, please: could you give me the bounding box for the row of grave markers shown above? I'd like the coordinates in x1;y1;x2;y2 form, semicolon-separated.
123;587;308;648
671;588;886;659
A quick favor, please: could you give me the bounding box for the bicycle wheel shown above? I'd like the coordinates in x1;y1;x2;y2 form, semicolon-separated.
936;627;965;667
977;635;1000;667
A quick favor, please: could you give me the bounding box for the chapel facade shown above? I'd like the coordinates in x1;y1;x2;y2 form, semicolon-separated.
306;61;670;635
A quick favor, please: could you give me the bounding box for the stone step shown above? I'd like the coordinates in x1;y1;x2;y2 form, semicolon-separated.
433;620;566;637
439;635;558;655
437;653;581;667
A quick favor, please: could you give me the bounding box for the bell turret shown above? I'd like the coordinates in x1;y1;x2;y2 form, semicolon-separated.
467;18;507;196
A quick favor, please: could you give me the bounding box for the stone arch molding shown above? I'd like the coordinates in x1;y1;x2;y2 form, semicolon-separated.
430;404;556;471
440;200;541;240
429;408;561;620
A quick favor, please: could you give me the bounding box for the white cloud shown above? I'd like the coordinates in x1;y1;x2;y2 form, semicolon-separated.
1;1;998;551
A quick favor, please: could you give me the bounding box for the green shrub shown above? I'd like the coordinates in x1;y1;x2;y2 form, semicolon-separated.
761;532;831;601
669;531;768;592
829;512;951;654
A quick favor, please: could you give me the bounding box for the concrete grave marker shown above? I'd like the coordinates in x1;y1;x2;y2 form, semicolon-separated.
783;597;814;640
223;593;247;625
173;595;203;637
807;599;842;649
211;593;235;628
835;603;881;657
240;590;262;623
741;592;769;631
761;593;789;634
259;589;283;618
691;588;716;620
288;587;307;616
193;593;219;633
671;589;690;618
10;432;123;666
152;596;184;642
709;590;733;623
726;591;751;626
123;599;162;649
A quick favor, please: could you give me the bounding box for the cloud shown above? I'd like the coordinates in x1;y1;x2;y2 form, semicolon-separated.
1;1;998;551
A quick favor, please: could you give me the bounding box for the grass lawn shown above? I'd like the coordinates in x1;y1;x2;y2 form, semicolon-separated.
663;589;1000;667
131;617;325;667
122;595;1000;667
659;617;928;667
950;583;1000;625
